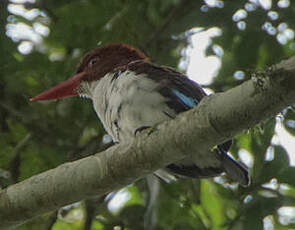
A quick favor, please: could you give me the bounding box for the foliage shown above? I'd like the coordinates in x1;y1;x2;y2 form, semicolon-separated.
1;0;295;229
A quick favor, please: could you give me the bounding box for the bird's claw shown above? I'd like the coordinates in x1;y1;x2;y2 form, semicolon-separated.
134;126;157;137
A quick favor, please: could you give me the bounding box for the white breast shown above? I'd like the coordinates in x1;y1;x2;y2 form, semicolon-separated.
80;70;222;171
88;70;175;143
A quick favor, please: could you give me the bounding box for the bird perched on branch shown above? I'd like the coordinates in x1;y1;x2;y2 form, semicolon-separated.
31;43;249;186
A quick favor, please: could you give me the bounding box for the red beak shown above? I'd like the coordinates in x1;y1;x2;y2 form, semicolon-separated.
30;72;87;101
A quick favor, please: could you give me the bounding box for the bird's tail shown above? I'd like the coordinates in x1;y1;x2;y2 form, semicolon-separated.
218;146;250;187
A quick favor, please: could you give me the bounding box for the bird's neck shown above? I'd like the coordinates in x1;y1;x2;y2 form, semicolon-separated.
77;79;100;99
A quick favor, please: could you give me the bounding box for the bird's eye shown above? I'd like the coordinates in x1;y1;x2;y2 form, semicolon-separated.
88;57;99;67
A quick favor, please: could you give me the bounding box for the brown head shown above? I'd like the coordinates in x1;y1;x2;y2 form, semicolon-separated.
30;43;148;101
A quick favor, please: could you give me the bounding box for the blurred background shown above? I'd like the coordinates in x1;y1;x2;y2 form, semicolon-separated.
1;0;295;229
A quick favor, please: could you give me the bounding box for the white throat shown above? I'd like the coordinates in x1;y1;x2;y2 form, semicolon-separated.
77;80;99;99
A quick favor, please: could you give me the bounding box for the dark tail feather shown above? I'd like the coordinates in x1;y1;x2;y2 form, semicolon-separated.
218;146;250;187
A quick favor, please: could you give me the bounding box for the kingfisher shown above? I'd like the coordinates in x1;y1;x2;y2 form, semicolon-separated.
31;43;249;186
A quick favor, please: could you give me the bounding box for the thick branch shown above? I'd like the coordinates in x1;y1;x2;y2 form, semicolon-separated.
1;56;295;229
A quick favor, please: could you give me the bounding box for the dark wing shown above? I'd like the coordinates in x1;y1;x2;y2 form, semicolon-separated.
128;61;205;112
128;61;249;185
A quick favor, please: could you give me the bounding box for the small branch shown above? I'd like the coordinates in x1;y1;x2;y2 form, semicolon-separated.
0;56;294;230
0;103;23;119
143;0;201;51
143;1;185;48
84;195;106;230
9;133;32;183
45;211;58;230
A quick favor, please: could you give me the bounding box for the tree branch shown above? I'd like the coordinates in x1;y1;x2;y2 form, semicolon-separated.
1;56;295;230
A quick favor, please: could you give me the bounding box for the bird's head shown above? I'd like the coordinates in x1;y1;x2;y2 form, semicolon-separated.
30;43;147;101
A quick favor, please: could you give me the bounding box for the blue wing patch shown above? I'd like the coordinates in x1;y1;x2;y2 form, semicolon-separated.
172;89;197;108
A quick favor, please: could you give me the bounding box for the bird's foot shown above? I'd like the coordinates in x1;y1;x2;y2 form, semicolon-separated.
134;126;151;136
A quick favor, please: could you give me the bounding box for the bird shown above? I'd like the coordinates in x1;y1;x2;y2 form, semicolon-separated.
31;43;249;186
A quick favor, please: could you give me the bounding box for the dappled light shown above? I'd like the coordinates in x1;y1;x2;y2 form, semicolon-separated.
6;1;50;55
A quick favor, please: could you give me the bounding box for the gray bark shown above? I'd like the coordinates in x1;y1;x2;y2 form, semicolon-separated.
1;56;295;229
